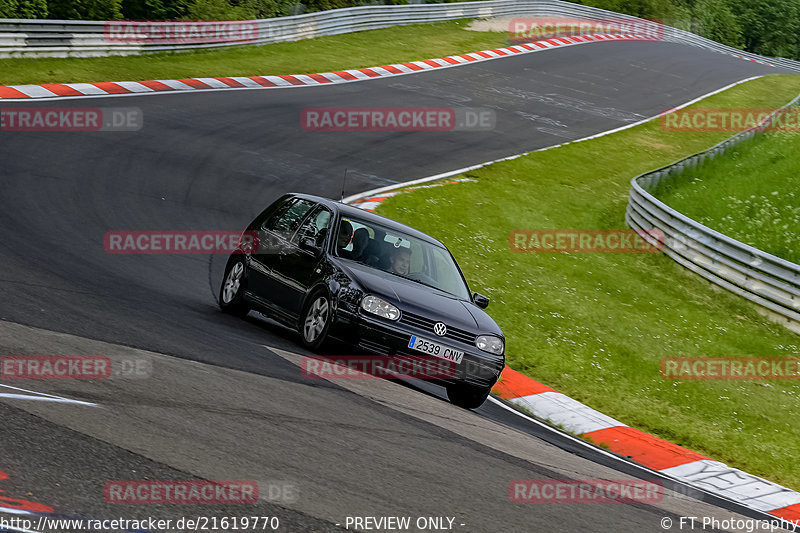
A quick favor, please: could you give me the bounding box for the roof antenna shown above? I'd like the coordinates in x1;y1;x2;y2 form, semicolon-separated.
340;168;348;202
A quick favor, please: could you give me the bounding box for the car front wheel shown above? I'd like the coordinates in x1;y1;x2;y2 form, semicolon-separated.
300;292;332;351
446;383;491;409
219;256;250;318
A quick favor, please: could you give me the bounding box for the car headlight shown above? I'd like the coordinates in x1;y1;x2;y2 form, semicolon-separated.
476;335;504;355
360;295;400;321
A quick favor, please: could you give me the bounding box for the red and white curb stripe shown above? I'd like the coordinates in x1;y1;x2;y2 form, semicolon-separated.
0;33;774;102
0;34;658;101
731;53;774;67
351;188;800;525
493;367;800;522
350;178;473;211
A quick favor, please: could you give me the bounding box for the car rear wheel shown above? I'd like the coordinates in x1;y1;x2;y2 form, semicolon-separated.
446;383;491;409
300;292;332;351
219;256;250;318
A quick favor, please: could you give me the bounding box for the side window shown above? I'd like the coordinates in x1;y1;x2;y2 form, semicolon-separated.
263;198;315;240
292;206;332;247
338;218;373;253
261;198;293;230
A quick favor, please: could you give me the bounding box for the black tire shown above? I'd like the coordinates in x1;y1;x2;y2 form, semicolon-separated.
219;255;250;318
446;383;491;409
298;291;332;351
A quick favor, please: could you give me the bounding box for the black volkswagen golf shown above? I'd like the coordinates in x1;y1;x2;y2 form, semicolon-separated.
219;193;505;408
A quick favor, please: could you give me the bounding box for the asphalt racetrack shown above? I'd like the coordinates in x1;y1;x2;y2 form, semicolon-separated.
0;40;793;532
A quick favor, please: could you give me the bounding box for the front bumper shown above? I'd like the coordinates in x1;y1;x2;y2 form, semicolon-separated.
331;308;504;390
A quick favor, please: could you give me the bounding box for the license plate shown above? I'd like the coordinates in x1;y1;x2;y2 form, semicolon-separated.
408;335;464;364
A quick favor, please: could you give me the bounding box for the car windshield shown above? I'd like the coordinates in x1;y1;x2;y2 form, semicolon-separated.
335;216;470;299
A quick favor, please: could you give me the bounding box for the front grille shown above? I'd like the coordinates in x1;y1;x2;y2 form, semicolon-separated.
391;350;500;388
358;339;391;356
400;311;476;345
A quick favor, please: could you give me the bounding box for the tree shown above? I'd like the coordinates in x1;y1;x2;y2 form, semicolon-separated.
47;0;123;20
238;0;298;18
730;0;800;58
303;0;361;13
580;0;679;20
182;0;255;19
692;0;744;49
0;0;48;18
121;0;185;19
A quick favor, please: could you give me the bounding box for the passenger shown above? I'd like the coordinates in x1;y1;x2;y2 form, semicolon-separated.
389;247;411;275
337;221;353;254
350;228;370;262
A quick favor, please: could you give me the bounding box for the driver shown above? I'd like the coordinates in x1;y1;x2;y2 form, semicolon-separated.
389;247;411;275
337;220;353;253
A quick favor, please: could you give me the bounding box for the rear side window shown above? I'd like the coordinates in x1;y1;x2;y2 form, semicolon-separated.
292;206;332;247
263;198;315;240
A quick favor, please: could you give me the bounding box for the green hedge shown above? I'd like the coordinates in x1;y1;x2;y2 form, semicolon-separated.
0;0;48;18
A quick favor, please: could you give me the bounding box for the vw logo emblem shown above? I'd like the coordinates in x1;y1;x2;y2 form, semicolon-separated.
433;322;447;337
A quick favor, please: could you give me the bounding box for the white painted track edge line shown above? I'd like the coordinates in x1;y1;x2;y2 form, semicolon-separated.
0;383;76;399
0;393;99;406
342;76;763;204
0;383;100;407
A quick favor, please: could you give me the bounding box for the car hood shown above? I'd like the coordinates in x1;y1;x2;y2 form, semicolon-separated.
338;259;502;335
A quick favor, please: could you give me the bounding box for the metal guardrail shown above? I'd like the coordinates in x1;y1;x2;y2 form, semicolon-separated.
2;0;800;70
626;95;800;334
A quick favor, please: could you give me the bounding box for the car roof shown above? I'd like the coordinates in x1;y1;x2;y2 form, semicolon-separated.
288;192;446;248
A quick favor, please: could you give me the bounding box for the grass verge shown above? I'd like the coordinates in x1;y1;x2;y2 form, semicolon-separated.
653;131;800;263
376;74;800;490
0;20;508;85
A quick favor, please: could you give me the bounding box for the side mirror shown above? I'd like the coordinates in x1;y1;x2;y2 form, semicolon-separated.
472;292;489;309
239;233;259;256
299;236;319;254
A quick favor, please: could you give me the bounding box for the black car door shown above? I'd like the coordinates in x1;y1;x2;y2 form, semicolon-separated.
247;198;316;314
269;205;333;317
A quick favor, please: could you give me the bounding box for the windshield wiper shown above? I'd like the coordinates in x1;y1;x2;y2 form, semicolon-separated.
387;271;449;294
